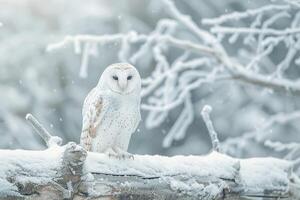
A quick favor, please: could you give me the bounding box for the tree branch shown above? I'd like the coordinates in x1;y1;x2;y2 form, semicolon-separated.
0;146;299;199
162;0;300;95
211;26;300;36
201;105;221;152
25;113;62;147
202;4;290;25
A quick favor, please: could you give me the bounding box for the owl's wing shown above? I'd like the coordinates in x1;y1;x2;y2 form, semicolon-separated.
80;87;106;151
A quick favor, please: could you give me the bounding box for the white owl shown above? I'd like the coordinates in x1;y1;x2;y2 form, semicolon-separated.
80;63;141;159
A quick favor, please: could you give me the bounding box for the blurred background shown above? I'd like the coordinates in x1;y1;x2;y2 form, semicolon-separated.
0;0;299;165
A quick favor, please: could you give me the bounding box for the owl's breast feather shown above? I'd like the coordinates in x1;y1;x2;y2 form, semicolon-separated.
99;94;140;133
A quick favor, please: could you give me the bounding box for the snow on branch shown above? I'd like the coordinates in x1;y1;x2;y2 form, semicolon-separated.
202;4;290;25
47;34;132;52
201;105;221;152
26;113;62;147
47;32;140;78
211;26;300;36
160;35;216;55
85;151;300;199
1;142;300;199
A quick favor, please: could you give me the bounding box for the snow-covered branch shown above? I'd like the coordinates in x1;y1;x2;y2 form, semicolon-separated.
211;26;300;36
1;143;300;199
25;114;62;147
202;4;290;25
201;105;221;152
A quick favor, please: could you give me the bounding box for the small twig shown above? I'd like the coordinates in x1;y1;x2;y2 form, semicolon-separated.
202;4;290;25
211;26;300;36
25;113;62;147
201;105;221;152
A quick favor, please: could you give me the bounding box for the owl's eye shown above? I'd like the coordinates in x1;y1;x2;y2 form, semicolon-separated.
112;76;118;81
127;75;133;80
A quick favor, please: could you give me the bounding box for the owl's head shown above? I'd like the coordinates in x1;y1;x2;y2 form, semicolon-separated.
99;63;141;95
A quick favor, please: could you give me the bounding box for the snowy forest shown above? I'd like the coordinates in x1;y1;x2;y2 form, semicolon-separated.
1;0;300;199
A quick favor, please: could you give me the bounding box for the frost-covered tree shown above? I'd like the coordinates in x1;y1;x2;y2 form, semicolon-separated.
1;0;300;166
49;0;300;166
1;0;300;199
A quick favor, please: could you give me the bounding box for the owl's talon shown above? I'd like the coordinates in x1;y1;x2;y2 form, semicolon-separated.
118;152;134;160
128;154;134;160
108;153;116;158
105;148;119;159
106;153;131;160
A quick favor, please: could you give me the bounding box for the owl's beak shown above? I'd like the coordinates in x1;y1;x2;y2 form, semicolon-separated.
118;80;127;91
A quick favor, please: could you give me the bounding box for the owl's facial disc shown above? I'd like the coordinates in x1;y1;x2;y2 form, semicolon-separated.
103;64;141;95
112;69;135;94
